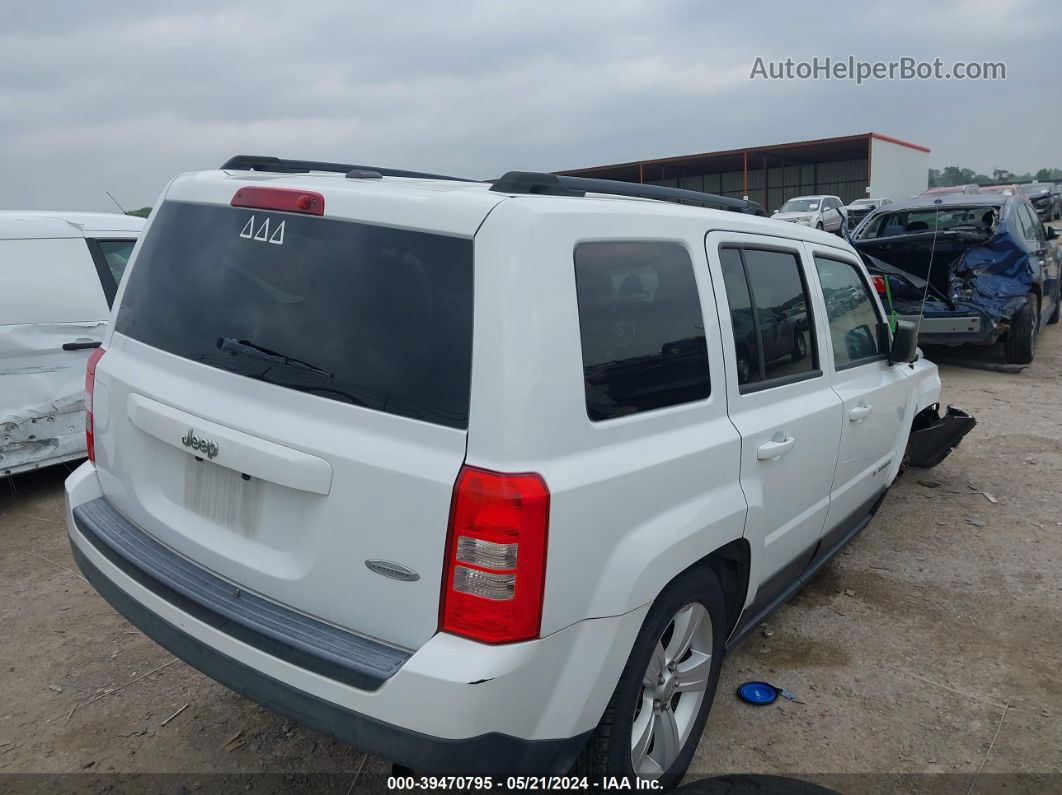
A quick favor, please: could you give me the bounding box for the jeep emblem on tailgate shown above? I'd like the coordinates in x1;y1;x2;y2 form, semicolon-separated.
181;428;219;459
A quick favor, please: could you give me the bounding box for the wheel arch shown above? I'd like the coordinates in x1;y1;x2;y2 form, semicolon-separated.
635;537;752;646
699;538;751;640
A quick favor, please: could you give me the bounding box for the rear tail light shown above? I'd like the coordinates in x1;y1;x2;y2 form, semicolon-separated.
872;275;888;295
85;347;105;463
440;466;550;644
231;186;325;216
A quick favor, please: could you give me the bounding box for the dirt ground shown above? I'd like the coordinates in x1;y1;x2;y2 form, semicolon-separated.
1;327;1060;794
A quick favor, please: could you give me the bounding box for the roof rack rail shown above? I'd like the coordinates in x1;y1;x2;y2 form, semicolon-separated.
219;155;471;183
489;171;766;215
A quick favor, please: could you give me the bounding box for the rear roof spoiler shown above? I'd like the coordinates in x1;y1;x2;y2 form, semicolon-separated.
219;155;471;183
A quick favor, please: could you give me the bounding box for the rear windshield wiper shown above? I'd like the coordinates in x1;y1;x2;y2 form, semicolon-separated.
217;337;333;377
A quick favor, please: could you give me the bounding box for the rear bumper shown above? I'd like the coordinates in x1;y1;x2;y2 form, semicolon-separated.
899;314;999;347
64;463;645;775
71;540;588;774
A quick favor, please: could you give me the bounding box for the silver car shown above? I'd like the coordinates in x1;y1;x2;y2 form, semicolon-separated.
771;194;846;233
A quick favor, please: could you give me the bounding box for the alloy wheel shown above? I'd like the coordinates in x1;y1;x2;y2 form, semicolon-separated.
630;603;713;779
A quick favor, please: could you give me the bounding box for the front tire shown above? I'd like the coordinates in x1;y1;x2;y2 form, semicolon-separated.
573;567;726;790
791;332;807;362
1004;292;1039;364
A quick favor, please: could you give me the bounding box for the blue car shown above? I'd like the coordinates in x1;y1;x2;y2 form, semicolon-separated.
852;193;1061;364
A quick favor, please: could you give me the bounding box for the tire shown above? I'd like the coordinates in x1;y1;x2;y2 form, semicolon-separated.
1048;282;1060;325
815;222;824;231
572;566;726;791
1004;292;1039;364
791;332;807;362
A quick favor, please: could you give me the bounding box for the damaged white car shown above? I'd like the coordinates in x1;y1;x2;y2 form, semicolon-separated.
1;212;143;477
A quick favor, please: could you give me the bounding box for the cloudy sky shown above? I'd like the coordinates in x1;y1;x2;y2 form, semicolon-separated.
1;0;1058;211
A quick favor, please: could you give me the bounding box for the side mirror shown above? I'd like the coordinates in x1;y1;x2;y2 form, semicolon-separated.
889;319;919;365
1046;225;1058;240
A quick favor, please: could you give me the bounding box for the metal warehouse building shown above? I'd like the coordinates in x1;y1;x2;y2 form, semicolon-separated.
556;132;929;213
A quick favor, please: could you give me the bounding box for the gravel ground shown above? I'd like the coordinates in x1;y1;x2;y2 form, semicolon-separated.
1;326;1060;794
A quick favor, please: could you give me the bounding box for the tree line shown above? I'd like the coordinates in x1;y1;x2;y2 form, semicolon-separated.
928;166;1062;188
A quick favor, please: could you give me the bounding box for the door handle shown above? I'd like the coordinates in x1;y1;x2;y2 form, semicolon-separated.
62;340;102;351
848;402;873;422
757;434;795;460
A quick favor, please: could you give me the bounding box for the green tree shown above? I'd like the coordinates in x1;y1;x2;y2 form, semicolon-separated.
126;207;151;218
929;166;1062;187
939;166;977;187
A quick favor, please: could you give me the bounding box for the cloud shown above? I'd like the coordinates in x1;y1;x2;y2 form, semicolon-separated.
0;0;1057;210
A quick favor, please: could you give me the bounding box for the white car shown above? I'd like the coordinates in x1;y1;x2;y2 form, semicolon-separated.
1;211;143;477
843;197;893;230
772;194;847;233
65;159;974;787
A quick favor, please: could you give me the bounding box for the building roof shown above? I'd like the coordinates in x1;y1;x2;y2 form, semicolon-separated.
556;132;930;181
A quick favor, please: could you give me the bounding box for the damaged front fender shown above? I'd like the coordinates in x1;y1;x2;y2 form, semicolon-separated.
906;404;977;469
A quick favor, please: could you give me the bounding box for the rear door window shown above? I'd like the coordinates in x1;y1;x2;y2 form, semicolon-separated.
114;201;474;430
574;241;709;421
718;247;763;384
718;246;817;389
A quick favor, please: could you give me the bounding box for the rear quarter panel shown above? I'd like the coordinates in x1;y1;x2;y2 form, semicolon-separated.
466;201;747;636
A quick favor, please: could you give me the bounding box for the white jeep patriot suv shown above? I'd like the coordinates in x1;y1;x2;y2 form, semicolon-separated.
65;157;974;787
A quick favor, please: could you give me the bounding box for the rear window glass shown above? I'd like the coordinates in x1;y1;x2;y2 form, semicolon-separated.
574;241;709;421
858;206;1000;239
115;201;474;429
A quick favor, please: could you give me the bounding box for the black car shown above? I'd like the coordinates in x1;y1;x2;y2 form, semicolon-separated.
852;194;1061;364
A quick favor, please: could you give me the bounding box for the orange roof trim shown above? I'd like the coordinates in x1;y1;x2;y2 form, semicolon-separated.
557;132;929;174
870;133;931;153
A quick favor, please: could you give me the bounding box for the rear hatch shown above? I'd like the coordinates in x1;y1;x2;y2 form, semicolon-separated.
92;175;499;650
854;231;985;304
853;202;1005;314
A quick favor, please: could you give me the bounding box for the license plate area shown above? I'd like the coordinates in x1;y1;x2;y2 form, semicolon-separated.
184;457;262;534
